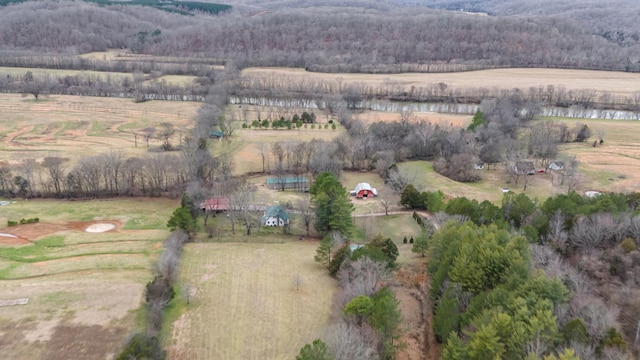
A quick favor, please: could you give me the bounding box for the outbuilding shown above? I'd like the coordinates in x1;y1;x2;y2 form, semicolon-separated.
352;183;378;199
260;205;290;226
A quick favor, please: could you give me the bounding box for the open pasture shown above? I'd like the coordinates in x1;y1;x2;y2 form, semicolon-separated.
353;110;471;127
226;126;344;176
551;118;640;193
165;241;336;360
0;66;197;87
398;160;562;204
0;94;199;164
0;198;176;360
243;67;640;98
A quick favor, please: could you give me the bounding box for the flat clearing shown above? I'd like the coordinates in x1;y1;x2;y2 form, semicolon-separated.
0;198;175;360
0;94;199;164
165;241;336;360
551;118;640;193
398;160;562;204
243;67;640;98
0;66;196;87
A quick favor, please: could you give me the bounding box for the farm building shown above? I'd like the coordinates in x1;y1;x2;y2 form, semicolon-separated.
351;183;378;198
548;161;565;171
201;198;230;213
260;205;290;226
266;176;308;191
514;161;536;175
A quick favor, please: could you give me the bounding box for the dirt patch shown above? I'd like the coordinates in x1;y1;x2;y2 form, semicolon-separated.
0;220;122;242
41;324;128;360
391;253;440;360
0;232;30;246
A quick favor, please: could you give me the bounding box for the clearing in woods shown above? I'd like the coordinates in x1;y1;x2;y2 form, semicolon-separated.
165;240;336;360
0;198;176;360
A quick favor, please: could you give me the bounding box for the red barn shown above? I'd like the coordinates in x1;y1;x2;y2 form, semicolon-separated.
352;183;378;199
201;198;230;213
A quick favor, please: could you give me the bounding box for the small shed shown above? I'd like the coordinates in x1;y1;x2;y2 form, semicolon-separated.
201;198;230;213
260;205;290;226
352;183;378;198
266;176;308;191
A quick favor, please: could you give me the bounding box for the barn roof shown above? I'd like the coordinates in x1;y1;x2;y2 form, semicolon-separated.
266;176;308;184
354;182;378;195
202;198;229;211
261;205;290;221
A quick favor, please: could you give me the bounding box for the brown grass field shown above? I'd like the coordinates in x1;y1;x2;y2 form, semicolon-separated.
0;93;199;165
164;241;336;360
0;198;176;360
243;67;640;98
0;67;196;87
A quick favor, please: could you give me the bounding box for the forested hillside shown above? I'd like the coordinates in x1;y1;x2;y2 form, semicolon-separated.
419;0;640;48
1;0;639;72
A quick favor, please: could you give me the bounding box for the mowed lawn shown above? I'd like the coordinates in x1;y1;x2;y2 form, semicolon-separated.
0;198;175;360
166;241;336;360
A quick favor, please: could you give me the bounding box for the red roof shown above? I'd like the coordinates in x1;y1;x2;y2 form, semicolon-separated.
202;198;230;211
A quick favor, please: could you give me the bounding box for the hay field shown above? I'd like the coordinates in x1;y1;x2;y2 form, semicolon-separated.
0;94;199;165
165;241;336;360
0;66;196;87
0;198;176;360
552;118;640;193
243;67;640;98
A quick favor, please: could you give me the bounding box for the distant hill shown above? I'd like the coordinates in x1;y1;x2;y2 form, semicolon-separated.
412;0;640;47
0;0;231;15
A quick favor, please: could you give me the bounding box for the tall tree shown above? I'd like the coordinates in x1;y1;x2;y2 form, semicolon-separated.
310;172;353;237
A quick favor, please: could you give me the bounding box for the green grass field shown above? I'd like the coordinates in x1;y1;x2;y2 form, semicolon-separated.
164;241;336;359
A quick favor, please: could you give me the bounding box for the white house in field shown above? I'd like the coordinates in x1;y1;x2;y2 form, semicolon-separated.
260;205;290;226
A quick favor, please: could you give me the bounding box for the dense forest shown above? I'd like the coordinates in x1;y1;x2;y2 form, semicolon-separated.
1;0;640;72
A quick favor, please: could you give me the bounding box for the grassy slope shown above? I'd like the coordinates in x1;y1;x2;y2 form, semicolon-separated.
0;198;175;360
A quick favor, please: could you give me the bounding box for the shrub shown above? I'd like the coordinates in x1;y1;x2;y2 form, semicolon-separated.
409;236;414;244
7;220;17;227
620;237;637;253
403;236;408;244
116;333;166;360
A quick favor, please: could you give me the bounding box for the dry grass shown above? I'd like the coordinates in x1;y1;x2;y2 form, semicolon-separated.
353;110;471;128
0;94;199;165
551;118;640;193
0;66;196;87
243;67;640;98
224;125;344;175
165;241;336;360
398;161;561;204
